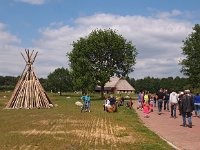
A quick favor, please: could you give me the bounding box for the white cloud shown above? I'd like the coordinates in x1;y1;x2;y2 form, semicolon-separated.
33;12;192;78
0;23;23;76
132;58;183;79
156;9;183;18
0;23;21;45
0;10;194;79
14;0;46;5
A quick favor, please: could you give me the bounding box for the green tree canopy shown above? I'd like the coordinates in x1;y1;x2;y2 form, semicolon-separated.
133;76;189;93
180;24;200;88
47;68;72;95
68;29;137;97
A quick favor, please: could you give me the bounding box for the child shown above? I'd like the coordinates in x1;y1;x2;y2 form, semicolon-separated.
149;95;154;112
143;102;150;118
129;97;133;109
126;97;133;109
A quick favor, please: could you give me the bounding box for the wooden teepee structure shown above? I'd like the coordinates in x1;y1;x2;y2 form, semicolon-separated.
6;49;53;109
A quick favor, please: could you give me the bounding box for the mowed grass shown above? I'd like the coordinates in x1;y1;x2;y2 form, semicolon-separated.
0;92;174;150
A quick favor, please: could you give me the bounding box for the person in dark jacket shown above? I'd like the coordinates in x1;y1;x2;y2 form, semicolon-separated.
181;90;194;128
156;88;165;115
164;89;170;111
178;92;184;115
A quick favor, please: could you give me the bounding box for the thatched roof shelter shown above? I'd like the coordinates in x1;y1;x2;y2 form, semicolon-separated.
95;76;135;93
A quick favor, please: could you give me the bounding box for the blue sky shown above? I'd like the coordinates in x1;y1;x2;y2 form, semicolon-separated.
0;0;200;79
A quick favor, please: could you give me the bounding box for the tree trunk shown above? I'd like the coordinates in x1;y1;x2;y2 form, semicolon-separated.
59;88;62;96
101;85;104;99
82;89;87;95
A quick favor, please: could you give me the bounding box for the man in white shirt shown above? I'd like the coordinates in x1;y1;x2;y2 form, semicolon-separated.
169;91;178;118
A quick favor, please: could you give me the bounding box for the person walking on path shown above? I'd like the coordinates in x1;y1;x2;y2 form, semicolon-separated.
143;102;150;118
182;90;194;128
137;92;142;109
156;88;165;115
164;89;170;111
193;93;200;117
140;91;144;110
178;91;184;116
169;90;178;118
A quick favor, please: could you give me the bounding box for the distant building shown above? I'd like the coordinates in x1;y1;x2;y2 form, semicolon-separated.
95;76;135;93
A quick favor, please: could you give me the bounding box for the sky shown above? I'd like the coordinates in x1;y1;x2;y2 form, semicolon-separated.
0;0;200;79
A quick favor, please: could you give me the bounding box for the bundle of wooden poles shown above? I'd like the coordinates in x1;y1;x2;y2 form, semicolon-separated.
6;49;53;109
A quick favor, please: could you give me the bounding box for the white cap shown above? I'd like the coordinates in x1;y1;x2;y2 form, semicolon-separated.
184;89;190;93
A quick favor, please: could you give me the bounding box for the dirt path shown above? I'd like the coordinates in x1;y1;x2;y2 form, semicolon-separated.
134;104;200;150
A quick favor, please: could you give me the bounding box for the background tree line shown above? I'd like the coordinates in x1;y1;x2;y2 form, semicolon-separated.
0;74;191;94
127;76;190;93
0;76;19;91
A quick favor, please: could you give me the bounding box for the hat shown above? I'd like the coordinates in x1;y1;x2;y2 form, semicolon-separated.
184;89;190;93
180;91;184;95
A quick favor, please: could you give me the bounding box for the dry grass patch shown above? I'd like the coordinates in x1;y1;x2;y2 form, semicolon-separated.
12;117;135;147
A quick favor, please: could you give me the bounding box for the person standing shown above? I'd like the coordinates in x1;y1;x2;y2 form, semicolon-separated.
181;90;194;128
140;91;144;109
137;92;141;109
169;90;178;118
156;88;165;115
193;93;200;117
81;95;87;112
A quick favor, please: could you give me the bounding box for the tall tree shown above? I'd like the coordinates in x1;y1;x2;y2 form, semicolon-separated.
47;68;72;95
68;38;96;94
180;24;200;88
68;29;137;97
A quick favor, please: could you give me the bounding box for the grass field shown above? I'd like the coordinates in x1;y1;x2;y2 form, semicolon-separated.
0;92;174;150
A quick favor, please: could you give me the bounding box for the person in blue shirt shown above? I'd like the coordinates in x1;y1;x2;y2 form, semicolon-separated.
194;93;200;117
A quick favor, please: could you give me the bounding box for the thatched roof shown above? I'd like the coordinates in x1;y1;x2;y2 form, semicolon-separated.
95;76;135;91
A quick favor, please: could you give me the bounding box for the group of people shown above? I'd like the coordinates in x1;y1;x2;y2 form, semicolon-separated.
137;91;155;117
79;94;134;113
103;95;117;112
79;88;200;128
137;88;200;128
103;95;133;112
